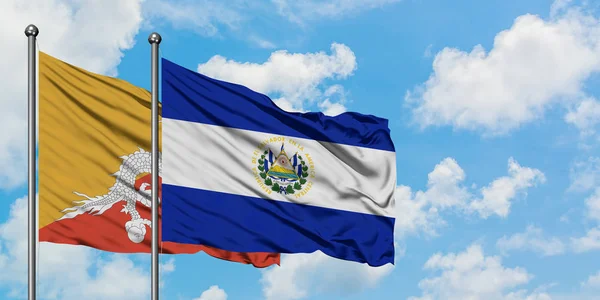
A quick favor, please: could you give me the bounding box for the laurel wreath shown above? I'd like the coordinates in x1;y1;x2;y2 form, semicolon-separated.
257;149;309;194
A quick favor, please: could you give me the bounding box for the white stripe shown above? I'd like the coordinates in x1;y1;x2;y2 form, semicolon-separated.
162;118;396;217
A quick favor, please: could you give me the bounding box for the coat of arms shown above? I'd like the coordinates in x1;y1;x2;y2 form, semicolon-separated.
255;142;312;195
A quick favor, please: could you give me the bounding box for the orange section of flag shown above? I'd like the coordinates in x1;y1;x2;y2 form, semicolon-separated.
37;51;279;268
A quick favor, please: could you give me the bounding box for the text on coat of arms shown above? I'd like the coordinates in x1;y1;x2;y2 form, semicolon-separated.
252;136;315;197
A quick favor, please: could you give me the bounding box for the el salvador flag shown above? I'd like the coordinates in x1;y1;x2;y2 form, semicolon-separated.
160;58;397;267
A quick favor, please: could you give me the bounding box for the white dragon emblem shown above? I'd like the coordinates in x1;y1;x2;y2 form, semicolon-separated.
58;147;161;244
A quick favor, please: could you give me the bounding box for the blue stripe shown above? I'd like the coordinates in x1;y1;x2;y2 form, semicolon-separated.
161;58;395;152
161;184;395;267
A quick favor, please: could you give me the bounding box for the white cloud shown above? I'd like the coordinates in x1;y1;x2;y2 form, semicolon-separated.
394;185;446;238
142;0;244;37
504;290;553;300
496;225;566;256
423;44;434;58
568;157;600;193
409;243;549;300
317;99;347;116
248;35;277;49
260;251;394;300
160;257;176;273
565;97;600;137
420;157;471;209
194;285;228;300
550;0;574;18
394;158;469;238
143;1;398;46
584;188;600;222
197;43;356;112
571;227;600;253
317;85;348;116
158;257;176;288
468;158;546;219
533;271;600;299
272;98;306;113
570;184;600;253
406;4;600;136
64;255;149;299
0;196;168;299
395;157;545;238
272;0;401;25
581;270;600;289
0;0;144;189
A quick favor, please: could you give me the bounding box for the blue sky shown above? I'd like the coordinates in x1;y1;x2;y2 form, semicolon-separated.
2;0;600;299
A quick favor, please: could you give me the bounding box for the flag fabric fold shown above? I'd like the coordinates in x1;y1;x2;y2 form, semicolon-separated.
37;51;280;268
160;57;397;267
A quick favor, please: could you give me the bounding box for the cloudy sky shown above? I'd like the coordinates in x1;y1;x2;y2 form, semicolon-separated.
2;0;600;299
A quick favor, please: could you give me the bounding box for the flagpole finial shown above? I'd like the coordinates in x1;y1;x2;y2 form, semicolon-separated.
148;32;162;44
24;24;39;37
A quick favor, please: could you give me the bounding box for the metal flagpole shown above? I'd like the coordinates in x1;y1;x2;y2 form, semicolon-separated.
25;24;39;300
148;32;162;300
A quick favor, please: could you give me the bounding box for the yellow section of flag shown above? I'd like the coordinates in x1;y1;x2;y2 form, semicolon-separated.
38;51;159;229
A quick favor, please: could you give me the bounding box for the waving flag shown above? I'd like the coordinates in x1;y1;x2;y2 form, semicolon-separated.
37;51;279;268
160;58;396;266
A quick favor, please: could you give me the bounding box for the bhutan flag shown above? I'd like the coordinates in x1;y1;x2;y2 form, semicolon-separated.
37;51;279;268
